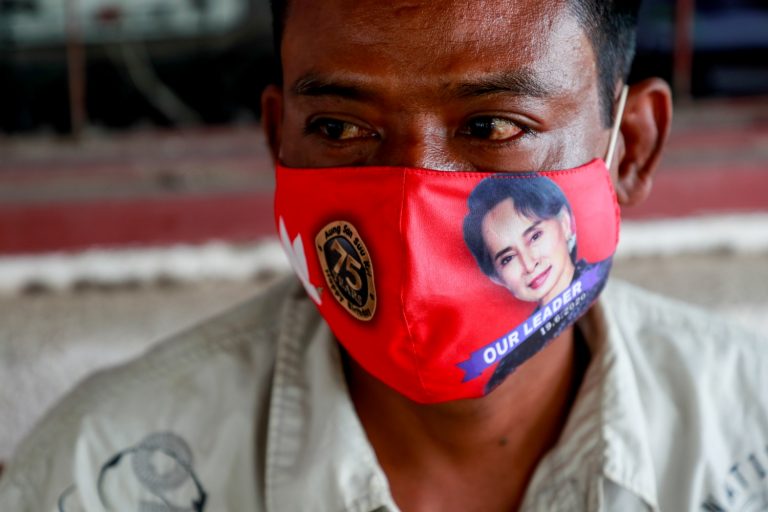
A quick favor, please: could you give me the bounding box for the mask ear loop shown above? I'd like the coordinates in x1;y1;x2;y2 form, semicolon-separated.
605;85;629;170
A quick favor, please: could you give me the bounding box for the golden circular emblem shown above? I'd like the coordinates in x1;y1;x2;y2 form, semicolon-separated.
316;221;376;321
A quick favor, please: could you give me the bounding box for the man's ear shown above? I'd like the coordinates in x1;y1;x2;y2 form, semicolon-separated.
261;84;284;162
615;78;673;206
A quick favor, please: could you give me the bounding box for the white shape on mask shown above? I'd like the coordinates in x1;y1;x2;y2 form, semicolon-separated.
279;216;322;305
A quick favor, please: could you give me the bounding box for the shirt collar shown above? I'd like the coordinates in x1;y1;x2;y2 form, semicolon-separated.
590;285;659;508
265;280;659;512
523;281;660;510
264;283;397;512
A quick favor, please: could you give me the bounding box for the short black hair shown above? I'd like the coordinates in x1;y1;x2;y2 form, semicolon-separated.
463;174;574;279
268;0;641;126
566;0;641;124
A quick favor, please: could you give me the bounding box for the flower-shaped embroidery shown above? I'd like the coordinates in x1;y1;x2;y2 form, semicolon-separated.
279;217;322;305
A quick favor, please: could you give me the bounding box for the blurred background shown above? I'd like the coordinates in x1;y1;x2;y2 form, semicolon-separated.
0;0;767;464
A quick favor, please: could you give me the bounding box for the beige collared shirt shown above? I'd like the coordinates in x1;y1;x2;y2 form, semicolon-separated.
1;277;767;511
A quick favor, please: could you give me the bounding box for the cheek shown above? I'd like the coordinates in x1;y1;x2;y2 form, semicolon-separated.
538;237;558;260
552;239;571;266
541;228;567;258
500;264;523;287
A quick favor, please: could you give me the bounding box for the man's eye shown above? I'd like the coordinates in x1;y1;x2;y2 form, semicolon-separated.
530;230;543;242
460;117;524;141
307;118;375;141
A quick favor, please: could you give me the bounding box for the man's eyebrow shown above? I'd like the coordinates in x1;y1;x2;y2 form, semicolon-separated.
292;70;555;101
291;74;372;100
453;71;555;99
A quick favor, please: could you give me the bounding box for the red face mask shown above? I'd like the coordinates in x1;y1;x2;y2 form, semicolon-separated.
275;90;628;404
274;158;619;403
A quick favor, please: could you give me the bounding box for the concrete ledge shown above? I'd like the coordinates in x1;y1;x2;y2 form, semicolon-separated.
1;213;767;294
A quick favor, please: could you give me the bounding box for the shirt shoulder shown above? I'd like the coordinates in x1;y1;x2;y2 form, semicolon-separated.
603;279;767;384
0;276;302;512
602;280;768;511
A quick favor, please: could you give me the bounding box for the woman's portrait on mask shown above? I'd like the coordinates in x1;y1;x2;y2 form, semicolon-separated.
464;175;577;306
463;174;580;305
463;174;612;392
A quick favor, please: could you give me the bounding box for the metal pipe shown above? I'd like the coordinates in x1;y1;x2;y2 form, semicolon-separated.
673;0;695;102
65;0;87;137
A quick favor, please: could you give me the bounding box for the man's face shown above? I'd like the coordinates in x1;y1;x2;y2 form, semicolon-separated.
481;200;574;304
275;0;613;174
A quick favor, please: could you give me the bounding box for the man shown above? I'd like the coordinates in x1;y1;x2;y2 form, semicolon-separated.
2;1;767;511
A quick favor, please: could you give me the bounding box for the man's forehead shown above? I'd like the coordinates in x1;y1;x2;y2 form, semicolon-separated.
284;0;573;47
282;0;593;96
286;0;567;36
